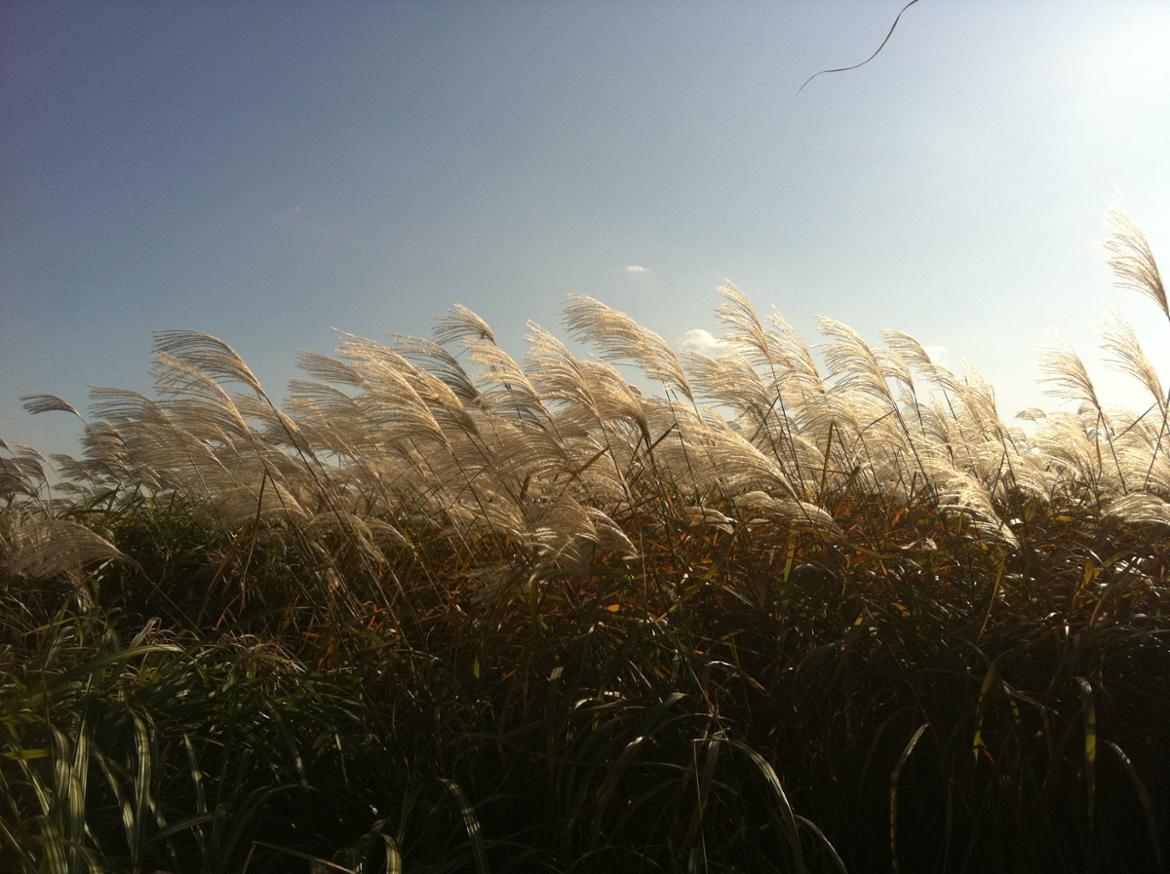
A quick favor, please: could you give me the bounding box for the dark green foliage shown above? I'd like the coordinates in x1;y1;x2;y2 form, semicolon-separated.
2;500;1167;873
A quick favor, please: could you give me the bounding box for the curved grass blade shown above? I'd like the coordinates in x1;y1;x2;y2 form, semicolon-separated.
794;815;848;874
1104;740;1160;869
439;778;490;874
890;722;928;874
724;739;805;873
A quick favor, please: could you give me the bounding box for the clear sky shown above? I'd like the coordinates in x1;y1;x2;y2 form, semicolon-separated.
3;0;1169;458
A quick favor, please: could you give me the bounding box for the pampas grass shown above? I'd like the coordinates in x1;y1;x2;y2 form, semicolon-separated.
1;209;1168;872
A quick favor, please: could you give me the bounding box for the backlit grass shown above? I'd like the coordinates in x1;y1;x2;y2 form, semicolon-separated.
2;210;1168;872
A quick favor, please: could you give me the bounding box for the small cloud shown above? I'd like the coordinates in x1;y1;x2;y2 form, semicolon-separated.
625;264;650;273
289;205;305;216
924;344;947;362
678;328;731;357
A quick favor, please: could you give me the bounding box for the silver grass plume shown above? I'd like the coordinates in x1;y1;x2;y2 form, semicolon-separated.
878;346;917;400
1034;412;1095;477
1040;337;1102;412
0;456;41;498
658;411;795;499
89;387;172;427
819;317;893;403
465;336;549;422
151;351;253;441
932;471;1019;548
684;350;775;422
563;295;693;400
880;330;939;379
209;477;310;525
20;394;83;419
389;334;481;405
717;283;786;369
1106;205;1168;324
338;333;477;437
526;323;648;437
1111;413;1170;493
1106;209;1170;489
1101;312;1165;412
710;290;811;490
1;513;126;580
154;330;265;393
433;303;497;346
297;351;368;389
1106;493;1170;529
731;490;839;534
1039;336;1128;491
768;310;822;387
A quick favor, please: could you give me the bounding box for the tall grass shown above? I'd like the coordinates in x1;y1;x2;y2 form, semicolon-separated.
1;209;1168;871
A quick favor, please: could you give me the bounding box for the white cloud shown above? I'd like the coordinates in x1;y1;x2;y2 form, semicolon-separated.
624;264;650;273
678;328;732;357
924;344;947;362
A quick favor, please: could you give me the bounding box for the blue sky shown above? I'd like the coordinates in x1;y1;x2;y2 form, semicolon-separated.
3;1;1169;458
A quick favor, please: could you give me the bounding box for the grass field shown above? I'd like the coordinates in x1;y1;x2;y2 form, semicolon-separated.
2;210;1168;872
